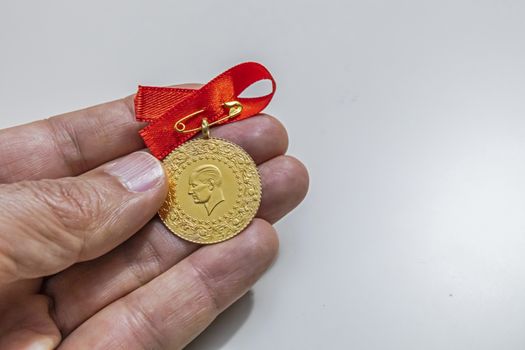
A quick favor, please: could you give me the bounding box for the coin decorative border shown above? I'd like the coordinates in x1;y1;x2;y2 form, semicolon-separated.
159;137;262;244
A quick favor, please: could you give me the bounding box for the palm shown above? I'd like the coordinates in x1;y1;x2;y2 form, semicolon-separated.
0;95;308;349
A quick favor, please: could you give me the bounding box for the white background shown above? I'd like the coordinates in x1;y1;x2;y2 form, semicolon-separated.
2;1;525;349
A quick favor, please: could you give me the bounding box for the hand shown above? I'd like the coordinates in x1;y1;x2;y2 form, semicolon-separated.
0;90;308;349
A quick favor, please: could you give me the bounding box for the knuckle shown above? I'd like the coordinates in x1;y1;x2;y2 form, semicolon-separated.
0;201;17;282
0;178;108;280
122;300;166;349
188;262;221;315
0;239;18;283
31;178;104;238
125;237;164;287
45;117;87;174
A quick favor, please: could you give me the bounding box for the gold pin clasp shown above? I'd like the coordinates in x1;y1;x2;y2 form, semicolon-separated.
223;101;243;119
174;101;243;134
201;118;210;139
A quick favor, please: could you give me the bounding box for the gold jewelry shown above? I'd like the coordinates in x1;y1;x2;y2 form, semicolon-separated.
159;112;261;244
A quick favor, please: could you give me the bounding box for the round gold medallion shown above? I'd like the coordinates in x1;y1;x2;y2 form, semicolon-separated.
158;137;261;244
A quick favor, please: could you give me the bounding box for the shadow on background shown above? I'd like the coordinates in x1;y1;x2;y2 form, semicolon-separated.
186;291;255;349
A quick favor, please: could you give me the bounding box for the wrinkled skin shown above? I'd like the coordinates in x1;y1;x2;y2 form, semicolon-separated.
0;86;309;349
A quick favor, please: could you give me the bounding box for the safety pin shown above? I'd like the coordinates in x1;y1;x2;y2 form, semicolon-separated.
174;101;243;133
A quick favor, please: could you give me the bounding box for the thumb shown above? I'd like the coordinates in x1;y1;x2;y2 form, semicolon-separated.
0;151;167;283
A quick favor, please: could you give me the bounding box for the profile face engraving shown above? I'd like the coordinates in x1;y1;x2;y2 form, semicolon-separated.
159;138;262;244
188;164;225;216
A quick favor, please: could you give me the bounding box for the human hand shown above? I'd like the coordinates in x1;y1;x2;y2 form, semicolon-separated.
0;90;308;349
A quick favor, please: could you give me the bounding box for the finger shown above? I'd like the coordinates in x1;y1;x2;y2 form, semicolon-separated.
0;96;144;182
0;151;167;283
46;155;309;334
60;219;278;350
47;219;196;335
257;155;309;223
0;84;200;183
211;114;288;165
0;88;287;183
0;295;61;350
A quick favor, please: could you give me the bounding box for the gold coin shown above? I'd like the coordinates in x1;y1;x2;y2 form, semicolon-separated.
158;137;262;244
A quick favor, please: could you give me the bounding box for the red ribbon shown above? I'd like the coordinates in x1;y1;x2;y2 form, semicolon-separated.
135;62;276;159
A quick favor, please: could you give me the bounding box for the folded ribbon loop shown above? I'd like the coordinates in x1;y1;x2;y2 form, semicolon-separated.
135;62;276;159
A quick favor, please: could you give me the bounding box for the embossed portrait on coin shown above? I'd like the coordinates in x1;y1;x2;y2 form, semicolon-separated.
188;164;225;216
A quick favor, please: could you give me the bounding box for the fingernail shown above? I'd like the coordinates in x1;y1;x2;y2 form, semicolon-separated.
106;152;165;192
